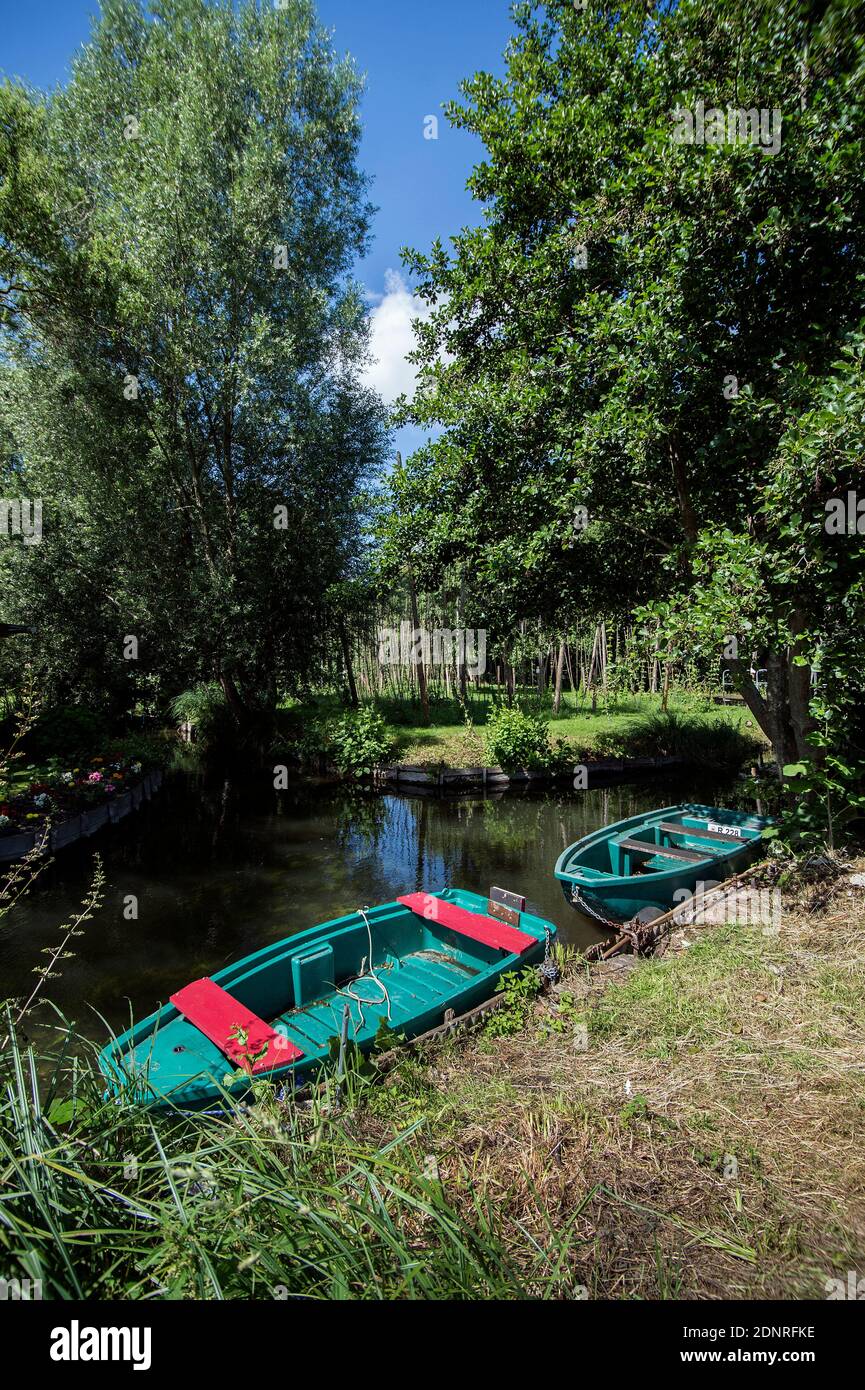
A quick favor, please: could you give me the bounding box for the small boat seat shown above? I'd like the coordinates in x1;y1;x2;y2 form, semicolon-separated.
657;820;746;845
170;977;303;1072
397;892;536;955
618;836;709;864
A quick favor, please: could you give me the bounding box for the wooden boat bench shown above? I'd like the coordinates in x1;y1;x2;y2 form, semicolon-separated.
617;836;709;864
657;821;746;845
170;977;303;1073
397;892;537;955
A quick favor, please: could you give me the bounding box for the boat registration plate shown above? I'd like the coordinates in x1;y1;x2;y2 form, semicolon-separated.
707;822;744;838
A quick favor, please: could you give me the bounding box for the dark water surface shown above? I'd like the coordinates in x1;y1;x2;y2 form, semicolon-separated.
1;768;742;1040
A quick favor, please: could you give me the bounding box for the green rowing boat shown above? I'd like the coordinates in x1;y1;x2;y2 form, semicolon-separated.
99;887;556;1109
554;803;772;925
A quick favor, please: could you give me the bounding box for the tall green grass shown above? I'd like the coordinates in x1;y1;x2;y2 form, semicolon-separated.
0;1011;587;1300
588;711;765;768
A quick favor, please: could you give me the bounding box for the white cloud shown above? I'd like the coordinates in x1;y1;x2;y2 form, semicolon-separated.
362;269;435;406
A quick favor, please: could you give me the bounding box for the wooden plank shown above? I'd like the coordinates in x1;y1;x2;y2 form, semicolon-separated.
619;837;709;864
658;820;745;844
170;978;303;1072
397;892;536;955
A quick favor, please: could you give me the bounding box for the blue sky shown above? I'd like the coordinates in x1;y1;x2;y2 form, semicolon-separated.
1;0;516;458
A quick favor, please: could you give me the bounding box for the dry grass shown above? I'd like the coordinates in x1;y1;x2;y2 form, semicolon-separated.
356;857;865;1299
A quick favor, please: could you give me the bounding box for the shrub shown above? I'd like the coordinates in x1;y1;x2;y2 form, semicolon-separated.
582;713;762;767
326;705;392;777
483;705;553;770
170;682;233;744
104;732;176;769
27;704;107;760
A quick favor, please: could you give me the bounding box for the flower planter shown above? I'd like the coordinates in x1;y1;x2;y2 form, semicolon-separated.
83;805;110;836
0;767;165;864
109;792;133;823
50;815;83;851
0;830;37;862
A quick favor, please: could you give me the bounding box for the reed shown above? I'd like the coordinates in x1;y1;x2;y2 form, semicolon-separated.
0;1009;587;1300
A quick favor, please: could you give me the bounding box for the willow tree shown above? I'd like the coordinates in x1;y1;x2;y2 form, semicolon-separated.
0;0;387;720
392;0;865;796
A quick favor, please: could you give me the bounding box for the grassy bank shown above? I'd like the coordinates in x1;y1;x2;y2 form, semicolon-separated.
284;691;766;772
2;857;863;1300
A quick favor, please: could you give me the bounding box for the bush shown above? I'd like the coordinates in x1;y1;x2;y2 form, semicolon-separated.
170;682;233;745
104;731;176;769
588;712;763;768
27;704;107;760
325;705;392;777
483;705;554;770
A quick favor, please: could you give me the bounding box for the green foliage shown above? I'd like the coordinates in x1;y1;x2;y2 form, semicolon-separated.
24;706;107;761
0;1014;588;1300
645;333;865;841
386;0;865;848
0;0;387;722
591;712;763;769
170;682;233;745
26;704;107;761
324;705;393;777
483;704;555;770
104;731;175;770
486;967;543;1037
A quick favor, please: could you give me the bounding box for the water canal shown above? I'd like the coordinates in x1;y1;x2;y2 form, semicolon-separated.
1;767;748;1041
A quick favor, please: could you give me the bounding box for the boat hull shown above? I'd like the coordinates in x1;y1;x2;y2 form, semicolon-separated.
99;888;556;1110
555;803;771;925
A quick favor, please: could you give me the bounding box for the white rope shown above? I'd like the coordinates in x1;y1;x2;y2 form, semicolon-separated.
334;905;392;1034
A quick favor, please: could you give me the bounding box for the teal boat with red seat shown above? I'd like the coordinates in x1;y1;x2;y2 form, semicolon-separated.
99;887;556;1110
554;803;772;925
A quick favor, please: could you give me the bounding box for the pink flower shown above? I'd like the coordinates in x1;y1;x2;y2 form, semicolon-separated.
88;771;103;783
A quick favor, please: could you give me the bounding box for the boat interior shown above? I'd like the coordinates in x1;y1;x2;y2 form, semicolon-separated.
112;893;540;1097
570;809;764;881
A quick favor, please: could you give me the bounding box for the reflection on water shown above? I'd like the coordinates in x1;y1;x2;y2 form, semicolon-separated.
0;768;743;1039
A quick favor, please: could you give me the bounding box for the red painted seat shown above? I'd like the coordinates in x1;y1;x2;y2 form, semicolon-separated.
170;978;303;1073
397;892;536;956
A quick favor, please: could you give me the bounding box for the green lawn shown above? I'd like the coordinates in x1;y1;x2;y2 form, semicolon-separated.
285;688;765;770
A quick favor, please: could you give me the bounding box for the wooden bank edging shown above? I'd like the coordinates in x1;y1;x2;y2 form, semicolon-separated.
372;754;686;791
0;768;164;864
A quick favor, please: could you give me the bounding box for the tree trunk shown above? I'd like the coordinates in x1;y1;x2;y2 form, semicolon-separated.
661;657;670;712
337;617;358;708
722;651;812;778
669;438;700;544
408;571;429;725
220;670;247;727
553;642;565;715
